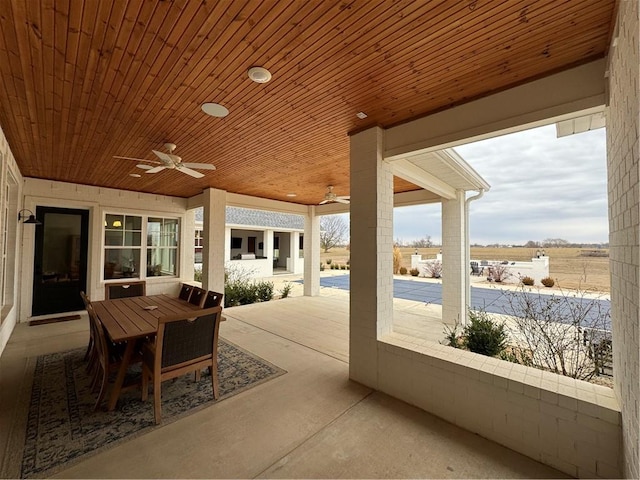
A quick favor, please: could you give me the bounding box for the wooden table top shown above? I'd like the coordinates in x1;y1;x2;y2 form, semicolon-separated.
92;294;202;343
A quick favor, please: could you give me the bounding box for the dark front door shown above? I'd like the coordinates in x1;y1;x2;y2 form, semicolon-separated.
32;207;89;316
248;236;256;254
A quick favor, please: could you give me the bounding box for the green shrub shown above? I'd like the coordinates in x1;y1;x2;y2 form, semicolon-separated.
280;282;293;298
194;267;203;282
320;263;325;271
462;310;508;357
541;277;555;287
521;276;534;286
326;258;332;265
256;281;274;302
409;268;419;276
399;266;408;275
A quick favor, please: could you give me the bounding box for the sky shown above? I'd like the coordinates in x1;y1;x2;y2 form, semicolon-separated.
392;124;608;246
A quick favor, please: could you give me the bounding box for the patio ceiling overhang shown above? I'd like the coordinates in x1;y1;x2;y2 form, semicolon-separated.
0;1;616;205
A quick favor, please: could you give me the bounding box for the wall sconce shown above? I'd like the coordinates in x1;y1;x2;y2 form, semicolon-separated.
18;209;41;225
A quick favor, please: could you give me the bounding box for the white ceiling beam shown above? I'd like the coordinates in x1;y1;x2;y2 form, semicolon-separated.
390;159;457;199
384;59;606;159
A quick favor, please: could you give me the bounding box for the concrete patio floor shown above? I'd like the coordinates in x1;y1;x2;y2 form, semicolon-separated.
0;285;567;479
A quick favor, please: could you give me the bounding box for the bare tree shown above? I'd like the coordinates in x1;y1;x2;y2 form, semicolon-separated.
543;238;569;247
320;215;349;252
411;235;433;248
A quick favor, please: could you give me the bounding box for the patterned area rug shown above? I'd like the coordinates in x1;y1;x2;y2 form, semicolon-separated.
3;339;285;478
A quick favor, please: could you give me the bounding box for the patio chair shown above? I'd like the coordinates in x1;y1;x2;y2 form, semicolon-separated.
178;283;194;302
202;290;224;308
105;280;146;299
188;286;205;307
86;303;137;411
141;306;223;424
80;291;94;362
470;261;483;276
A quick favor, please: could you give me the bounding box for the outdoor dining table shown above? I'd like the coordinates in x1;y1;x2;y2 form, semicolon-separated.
92;294;205;411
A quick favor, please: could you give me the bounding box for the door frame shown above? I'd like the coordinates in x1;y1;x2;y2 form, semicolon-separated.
20;200;95;322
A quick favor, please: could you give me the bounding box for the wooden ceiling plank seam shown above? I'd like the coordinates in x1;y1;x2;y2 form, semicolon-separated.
100;0;260;163
61;0;86;164
68;0;146;181
0;1;33;164
106;0;280;158
52;0;70;167
86;2;224;165
67;0;115;169
202;1;464;135
172;1;389;147
75;0;143;172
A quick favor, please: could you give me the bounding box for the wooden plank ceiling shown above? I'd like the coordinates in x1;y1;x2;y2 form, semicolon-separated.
0;0;615;205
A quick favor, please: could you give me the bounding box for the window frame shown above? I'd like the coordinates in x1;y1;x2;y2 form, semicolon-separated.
102;212;181;282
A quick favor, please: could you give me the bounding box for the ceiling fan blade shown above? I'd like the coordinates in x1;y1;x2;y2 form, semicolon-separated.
137;164;154;170
145;166;166;174
113;155;161;164
335;198;350;204
151;150;175;164
337;196;350;200
176;166;205;178
181;162;216;170
319;199;330;205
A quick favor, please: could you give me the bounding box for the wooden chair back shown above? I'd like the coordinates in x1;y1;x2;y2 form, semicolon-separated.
142;306;222;423
105;280;146;300
178;283;194;301
202;290;224;308
188;287;205;307
80;290;91;309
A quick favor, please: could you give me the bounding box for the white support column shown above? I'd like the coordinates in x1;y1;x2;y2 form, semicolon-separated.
303;206;320;296
202;188;226;294
441;190;467;326
265;230;274;274
288;231;297;272
349;126;393;389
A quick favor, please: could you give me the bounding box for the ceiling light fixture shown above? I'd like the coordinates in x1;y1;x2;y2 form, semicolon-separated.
356;111;368;119
286;193;297;197
248;66;272;84
201;102;229;117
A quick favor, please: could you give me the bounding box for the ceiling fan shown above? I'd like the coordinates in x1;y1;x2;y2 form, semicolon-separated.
113;143;216;178
319;185;350;205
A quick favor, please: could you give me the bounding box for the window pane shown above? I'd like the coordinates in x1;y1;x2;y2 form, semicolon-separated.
124;231;141;246
104;248;140;279
147;218;162;246
105;230;123;246
125;215;142;231
106;214;124;229
164;219;178;247
147;248;176;276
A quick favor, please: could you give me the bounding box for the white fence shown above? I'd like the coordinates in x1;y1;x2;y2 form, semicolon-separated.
411;254;550;285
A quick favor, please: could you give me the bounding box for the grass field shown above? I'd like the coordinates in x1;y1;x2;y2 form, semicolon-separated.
320;247;610;293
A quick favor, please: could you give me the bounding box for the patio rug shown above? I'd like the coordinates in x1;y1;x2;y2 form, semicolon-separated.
1;339;286;479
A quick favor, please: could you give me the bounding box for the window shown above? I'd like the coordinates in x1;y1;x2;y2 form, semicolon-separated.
104;215;142;280
103;214;179;280
147;217;178;276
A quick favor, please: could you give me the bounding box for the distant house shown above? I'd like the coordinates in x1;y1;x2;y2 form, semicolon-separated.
195;206;304;277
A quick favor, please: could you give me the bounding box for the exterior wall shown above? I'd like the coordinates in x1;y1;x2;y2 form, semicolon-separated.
606;1;640;477
0;126;24;356
21;179;190;320
378;334;621;478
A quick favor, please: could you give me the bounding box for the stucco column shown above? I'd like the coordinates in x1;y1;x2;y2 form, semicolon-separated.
349;126;393;388
303;206;320;296
201;188;226;294
441;190;467;326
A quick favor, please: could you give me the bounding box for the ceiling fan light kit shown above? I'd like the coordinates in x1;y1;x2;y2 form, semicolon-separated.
248;66;272;83
113;143;216;179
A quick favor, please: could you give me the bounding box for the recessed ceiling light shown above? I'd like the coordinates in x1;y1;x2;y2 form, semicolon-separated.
248;66;272;83
129;173;141;178
286;193;297;197
356;111;368;119
201;102;230;117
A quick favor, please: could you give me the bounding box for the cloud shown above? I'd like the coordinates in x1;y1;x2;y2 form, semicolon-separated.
393;125;608;245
